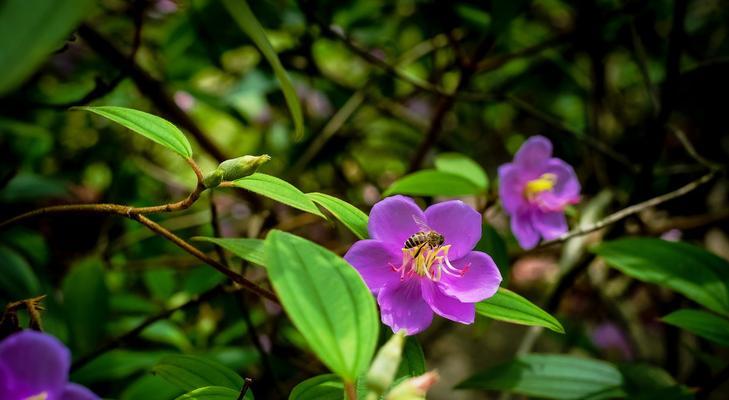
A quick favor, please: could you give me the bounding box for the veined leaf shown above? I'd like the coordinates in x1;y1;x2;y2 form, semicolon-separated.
457;354;624;399
289;374;343;400
662;309;729;347
593;238;729;316
476;288;564;333
435;153;489;189
193;237;265;266
222;0;304;138
76;106;193;158
265;230;378;381
307;192;369;239
175;386;253;400
153;354;244;392
0;0;94;94
232;173;325;218
383;170;483;197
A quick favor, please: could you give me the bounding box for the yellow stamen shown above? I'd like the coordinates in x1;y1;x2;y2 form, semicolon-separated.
25;392;48;400
403;245;451;278
524;173;557;200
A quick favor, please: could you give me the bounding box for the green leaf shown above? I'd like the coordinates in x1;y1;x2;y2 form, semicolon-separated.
289;374;343;400
193;237;266;266
72;350;169;384
476;288;564;333
175;386;252;400
457;354;624;399
265;230;378;381
0;245;41;302
662;309;729;347
121;375;183;400
0;0;94;95
593;238;729;316
307;192;369;239
232;173;325;218
222;0;304;139
62;258;109;354
396;336;426;378
476;224;509;285
76;106;193;158
153;354;244;392
435;153;489;189
383;170;483;197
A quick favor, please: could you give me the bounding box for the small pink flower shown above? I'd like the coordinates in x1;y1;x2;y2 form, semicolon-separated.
498;136;580;249
344;196;502;335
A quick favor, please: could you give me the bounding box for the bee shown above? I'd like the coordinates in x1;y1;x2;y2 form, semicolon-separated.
404;216;445;258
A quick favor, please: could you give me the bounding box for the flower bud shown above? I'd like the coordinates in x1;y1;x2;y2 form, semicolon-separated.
385;371;439;400
366;331;406;395
219;154;271;181
203;168;224;188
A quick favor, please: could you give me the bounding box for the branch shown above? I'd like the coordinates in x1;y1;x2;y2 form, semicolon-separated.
538;170;718;248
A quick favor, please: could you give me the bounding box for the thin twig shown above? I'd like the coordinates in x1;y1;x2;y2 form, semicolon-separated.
668;125;724;171
538;170;718;247
238;378;254;400
71;284;228;371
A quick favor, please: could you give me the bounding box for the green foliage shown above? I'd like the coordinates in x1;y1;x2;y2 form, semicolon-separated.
264;230;378;381
0;245;40;302
153;354;245;392
76;106;193;158
193;237;265;266
457;354;624;399
289;374;344;400
593;238;729;316
232;173;326;218
383;170;484;197
434;153;489;189
72;350;169;385
396;336;426;378
308;192;369;239
222;0;304;139
662;309;729;347
175;386;253;400
476;288;564;333
62;257;109;354
0;0;93;94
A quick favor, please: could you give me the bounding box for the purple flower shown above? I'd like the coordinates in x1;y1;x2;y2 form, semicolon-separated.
344;196;502;335
498;136;580;249
0;330;99;400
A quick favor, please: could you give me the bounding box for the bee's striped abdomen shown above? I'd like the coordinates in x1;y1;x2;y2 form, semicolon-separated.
404;232;428;249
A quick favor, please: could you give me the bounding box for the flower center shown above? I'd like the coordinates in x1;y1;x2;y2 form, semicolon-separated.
25;392;48;400
390;243;467;282
524;173;557;201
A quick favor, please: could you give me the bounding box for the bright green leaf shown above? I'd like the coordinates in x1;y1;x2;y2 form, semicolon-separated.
232;173;325;218
593;238;729;316
153;354;244;392
476;288;564;333
307;192;369;239
0;0;94;95
662;309;729;347
193;237;266;266
383;170;483;197
0;245;41;301
457;354;624;399
289;374;343;400
76;106;193;158
396;336;426;378
63;258;109;354
435;153;489;189
222;0;304;139
175;386;253;400
265;230;378;381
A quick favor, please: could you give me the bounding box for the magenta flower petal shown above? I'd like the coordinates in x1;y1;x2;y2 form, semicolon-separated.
536;159;581;210
0;330;70;399
62;383;101;400
424;200;481;259
514;135;552;173
344;239;402;293
378;280;434;335
421;281;475;324
368;195;425;246
498;164;528;214
531;210;568;240
511;211;540;249
438;251;501;303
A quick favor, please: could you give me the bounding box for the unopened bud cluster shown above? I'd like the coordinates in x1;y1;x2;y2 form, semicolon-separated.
203;154;271;188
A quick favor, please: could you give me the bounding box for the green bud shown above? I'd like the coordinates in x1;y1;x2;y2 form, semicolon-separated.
385;371;439;400
219;154;271;181
202;168;224;188
366;331;407;395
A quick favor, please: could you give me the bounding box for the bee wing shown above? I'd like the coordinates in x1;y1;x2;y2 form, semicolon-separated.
412;214;432;232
